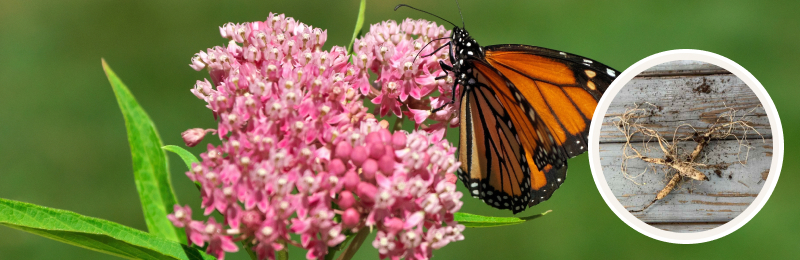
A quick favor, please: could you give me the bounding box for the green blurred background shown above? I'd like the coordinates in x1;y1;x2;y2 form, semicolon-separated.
1;0;797;259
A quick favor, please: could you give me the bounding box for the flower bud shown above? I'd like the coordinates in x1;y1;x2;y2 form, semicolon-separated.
350;146;368;166
378;155;395;174
182;128;210;147
334;141;352;160
356;182;377;204
365;131;382;144
368;142;385;159
342;208;360;228
329;159;346;176
378;128;392;143
342;169;360;191
338;191;355;209
392;131;407;149
362;159;377;180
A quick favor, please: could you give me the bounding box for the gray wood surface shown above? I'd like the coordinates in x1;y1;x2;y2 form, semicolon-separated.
600;75;771;143
598;60;773;233
639;60;729;76
649;223;727;233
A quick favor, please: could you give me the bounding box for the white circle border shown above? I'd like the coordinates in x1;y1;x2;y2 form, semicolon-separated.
588;49;784;244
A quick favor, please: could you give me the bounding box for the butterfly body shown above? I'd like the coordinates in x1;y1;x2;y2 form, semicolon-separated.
442;27;619;214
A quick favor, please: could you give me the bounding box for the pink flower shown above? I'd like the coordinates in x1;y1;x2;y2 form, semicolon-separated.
167;205;192;228
204;219;240;259
174;14;463;260
356;19;458;127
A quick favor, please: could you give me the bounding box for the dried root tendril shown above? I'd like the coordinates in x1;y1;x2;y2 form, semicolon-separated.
615;102;764;212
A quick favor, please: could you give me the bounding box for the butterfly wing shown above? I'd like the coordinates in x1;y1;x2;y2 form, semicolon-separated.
459;57;578;213
484;45;618;206
457;62;532;213
458;45;618;210
483;44;618;158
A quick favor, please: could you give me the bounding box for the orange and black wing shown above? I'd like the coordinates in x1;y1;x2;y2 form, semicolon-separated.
457;60;535;213
459;58;568;209
484;44;617;159
458;45;617;210
483;45;618;206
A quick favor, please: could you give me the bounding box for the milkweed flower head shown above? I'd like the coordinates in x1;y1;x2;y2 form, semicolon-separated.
171;13;463;260
354;19;460;131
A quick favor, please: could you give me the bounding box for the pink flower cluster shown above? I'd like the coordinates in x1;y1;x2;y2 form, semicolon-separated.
170;13;464;260
353;19;459;131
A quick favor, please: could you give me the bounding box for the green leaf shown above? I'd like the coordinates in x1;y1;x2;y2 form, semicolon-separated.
0;198;216;260
346;0;367;55
454;210;552;228
103;59;185;243
162;145;199;170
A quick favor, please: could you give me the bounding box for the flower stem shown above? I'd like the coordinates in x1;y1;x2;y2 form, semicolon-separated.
392;116;405;132
346;0;367;55
243;241;258;260
277;240;289;260
336;228;370;260
325;232;355;260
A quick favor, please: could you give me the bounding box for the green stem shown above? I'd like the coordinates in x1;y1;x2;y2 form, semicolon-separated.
325;233;356;260
277;240;289;260
336;228;370;260
242;240;258;260
346;0;367;55
392;116;405;132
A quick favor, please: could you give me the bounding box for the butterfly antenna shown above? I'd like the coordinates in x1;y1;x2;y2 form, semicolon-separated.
455;0;464;29
395;4;457;28
412;37;451;64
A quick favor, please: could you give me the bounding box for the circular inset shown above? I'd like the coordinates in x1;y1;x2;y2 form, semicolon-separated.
588;50;784;244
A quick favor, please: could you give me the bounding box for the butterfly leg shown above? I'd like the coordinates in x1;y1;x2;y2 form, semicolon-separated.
431;82;459;113
431;42;460;113
431;60;458;113
438;60;453;71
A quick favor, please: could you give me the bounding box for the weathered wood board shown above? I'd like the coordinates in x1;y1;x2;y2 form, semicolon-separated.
638;60;730;76
600;75;771;142
649;223;727;233
598;60;773;232
600;141;772;221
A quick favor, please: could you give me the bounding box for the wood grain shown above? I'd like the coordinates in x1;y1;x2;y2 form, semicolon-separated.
649;223;727;233
600;141;771;220
600;74;770;143
598;60;773;232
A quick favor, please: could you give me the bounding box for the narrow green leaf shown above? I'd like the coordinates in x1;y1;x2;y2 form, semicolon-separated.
162;145;199;170
454;210;552;228
346;0;367;55
0;198;215;260
103;59;185;243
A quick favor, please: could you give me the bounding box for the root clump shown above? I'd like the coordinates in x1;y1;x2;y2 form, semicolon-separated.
614;103;762;212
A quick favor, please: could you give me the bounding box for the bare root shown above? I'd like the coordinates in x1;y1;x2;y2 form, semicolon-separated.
614;103;763;212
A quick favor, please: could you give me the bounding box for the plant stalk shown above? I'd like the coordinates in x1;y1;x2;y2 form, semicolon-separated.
336;228;370;260
277;240;289;260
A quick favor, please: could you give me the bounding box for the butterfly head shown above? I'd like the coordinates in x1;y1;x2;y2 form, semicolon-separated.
450;27;483;64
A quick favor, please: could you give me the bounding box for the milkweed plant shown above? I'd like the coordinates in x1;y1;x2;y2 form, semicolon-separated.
0;3;548;260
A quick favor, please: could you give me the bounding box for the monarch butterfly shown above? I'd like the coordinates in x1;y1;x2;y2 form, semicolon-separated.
397;4;619;214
